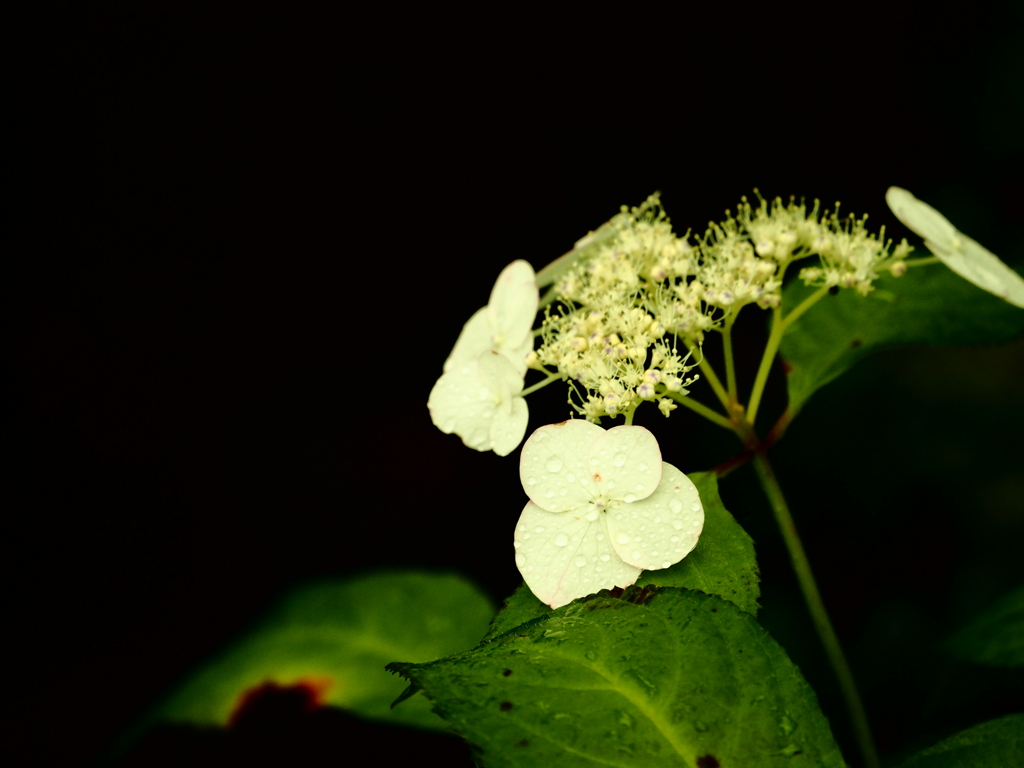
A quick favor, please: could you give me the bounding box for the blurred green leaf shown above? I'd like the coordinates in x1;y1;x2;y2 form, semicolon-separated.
390;587;845;768
946;585;1024;667
157;570;494;731
780;265;1024;416
481;472;760;643
897;713;1024;767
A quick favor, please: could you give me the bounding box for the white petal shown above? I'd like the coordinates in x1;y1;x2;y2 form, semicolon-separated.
887;187;1024;308
443;307;491;372
474;351;529;456
514;501;641;609
606;463;703;570
491;395;528;457
928;234;1024;308
588;425;663;503
886;187;958;246
487;260;538;350
427;361;500;452
520;420;603;512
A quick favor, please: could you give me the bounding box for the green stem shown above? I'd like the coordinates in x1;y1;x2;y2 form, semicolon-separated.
903;255;940;268
663;390;740;435
623;403;637;425
518;372;562;397
686;342;731;411
746;286;829;426
722;312;739;405
751;450;880;768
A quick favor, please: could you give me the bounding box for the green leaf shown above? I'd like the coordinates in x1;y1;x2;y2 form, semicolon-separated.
389;587;846;768
945;585;1024;667
897;713;1024;767
157;570;494;731
779;265;1024;416
637;472;760;616
481;472;761;644
482;583;553;642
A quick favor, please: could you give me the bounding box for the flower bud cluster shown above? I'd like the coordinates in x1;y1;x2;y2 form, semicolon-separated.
532;192;904;421
794;206;913;295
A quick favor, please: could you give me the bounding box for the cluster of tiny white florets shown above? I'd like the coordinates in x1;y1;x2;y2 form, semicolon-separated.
796;205;914;294
530;192;910;422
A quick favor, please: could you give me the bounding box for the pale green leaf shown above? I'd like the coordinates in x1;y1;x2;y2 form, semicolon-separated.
390;587;845;768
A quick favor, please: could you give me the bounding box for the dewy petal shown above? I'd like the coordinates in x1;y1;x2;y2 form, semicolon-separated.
443;307;491;372
477;350;529;456
587;425;663;503
487;260;539;351
514;501;641;609
606;462;703;570
520;420;603;512
887;186;1024;308
427;361;497;451
491;396;528;457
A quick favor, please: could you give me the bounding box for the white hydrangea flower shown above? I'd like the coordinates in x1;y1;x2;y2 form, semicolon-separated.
886;187;1024;308
444;260;539;376
428;350;529;456
514;420;704;608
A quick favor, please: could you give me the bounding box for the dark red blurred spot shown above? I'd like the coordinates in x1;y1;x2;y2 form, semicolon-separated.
781;359;792;375
228;677;333;729
696;755;720;768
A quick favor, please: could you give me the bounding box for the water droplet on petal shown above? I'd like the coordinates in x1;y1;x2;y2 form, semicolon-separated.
672;519;684;530
690;501;701;512
574;555;587;567
668;498;683;514
554;533;569;547
632;550;642;560
616;532;631;545
515;553;526;567
545;457;563;473
545;490;554;499
527;477;537;486
586;508;599;522
623;492;637;503
534;526;545;533
692;520;700;527
566;473;575;483
638;462;647;471
635;483;643;491
661;560;672;569
613;453;626;467
600;553;611;562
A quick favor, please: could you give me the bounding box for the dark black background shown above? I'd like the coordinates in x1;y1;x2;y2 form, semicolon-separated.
15;3;1024;766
